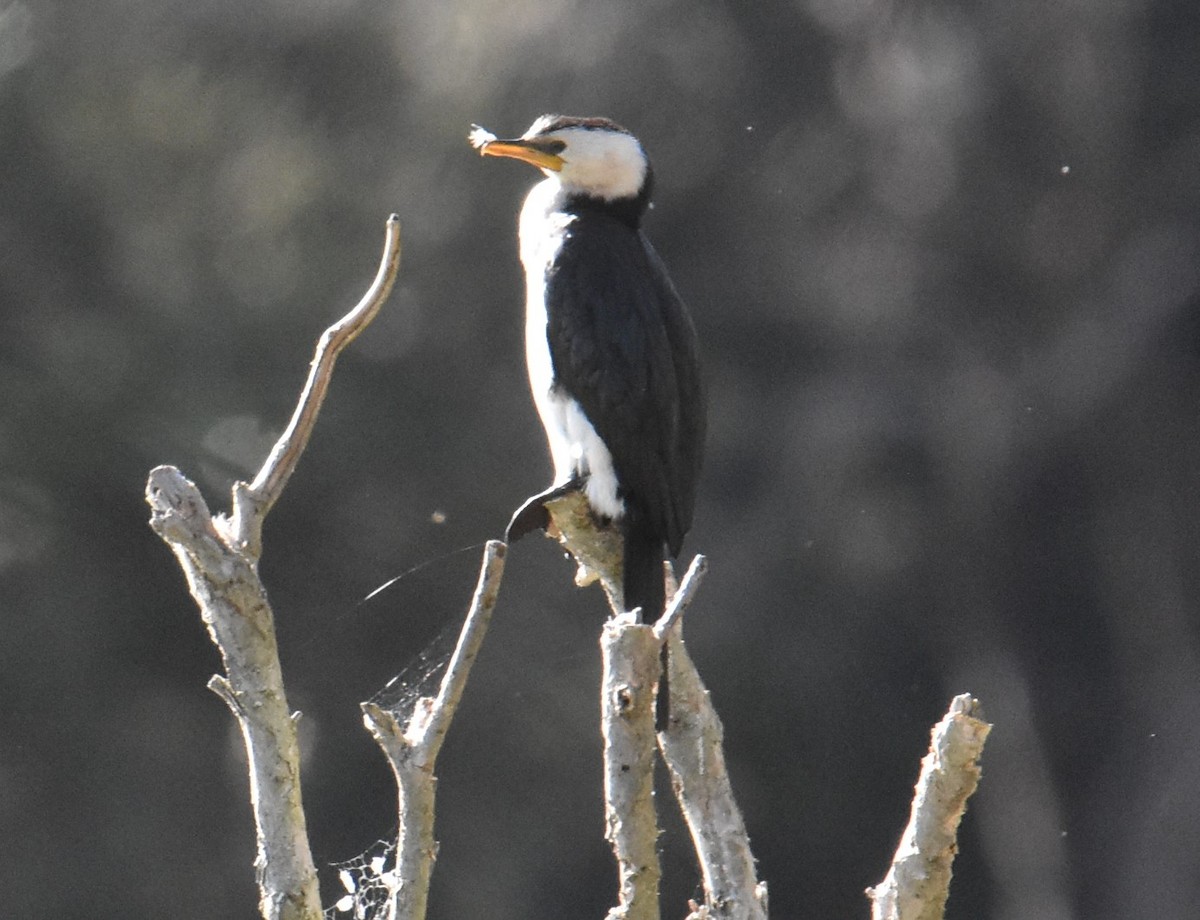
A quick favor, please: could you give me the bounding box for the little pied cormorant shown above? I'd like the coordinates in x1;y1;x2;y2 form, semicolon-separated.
471;115;705;619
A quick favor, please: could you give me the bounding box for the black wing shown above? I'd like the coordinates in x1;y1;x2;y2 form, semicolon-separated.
545;210;705;555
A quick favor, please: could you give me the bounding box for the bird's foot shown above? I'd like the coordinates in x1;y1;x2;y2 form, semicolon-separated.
505;479;586;543
506;497;550;543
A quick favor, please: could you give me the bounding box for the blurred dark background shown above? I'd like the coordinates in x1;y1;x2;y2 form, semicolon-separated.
2;0;1199;917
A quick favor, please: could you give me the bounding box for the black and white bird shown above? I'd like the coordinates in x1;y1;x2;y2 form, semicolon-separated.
471;115;705;619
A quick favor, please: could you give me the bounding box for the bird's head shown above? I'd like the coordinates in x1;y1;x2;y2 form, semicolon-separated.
471;115;651;203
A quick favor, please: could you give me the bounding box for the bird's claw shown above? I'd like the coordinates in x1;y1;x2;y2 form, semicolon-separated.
505;479;589;543
506;497;551;542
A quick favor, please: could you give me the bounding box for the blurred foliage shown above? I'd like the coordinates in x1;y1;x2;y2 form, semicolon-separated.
1;0;1199;917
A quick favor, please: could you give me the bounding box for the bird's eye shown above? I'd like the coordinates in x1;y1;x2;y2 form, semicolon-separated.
537;139;566;155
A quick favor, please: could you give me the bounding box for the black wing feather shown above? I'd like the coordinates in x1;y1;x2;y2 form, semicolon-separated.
545;210;705;556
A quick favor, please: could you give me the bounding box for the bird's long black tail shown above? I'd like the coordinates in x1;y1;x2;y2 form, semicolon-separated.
623;509;671;730
622;509;664;621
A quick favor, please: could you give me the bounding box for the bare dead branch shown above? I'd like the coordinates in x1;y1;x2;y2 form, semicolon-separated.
230;214;403;555
656;612;768;920
361;539;507;920
654;556;767;919
601;613;663;920
145;217;403;920
146;466;322;920
544;489;626;614
651;554;708;640
537;492;766;920
866;694;992;920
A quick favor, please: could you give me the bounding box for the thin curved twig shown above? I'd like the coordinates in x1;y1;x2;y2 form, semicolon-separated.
231;214;403;554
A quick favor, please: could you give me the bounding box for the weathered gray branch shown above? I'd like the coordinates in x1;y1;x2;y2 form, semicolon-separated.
147;466;321;920
652;560;768;920
866;694;992;920
541;498;766;920
145;216;402;920
651;555;708;642
231;215;403;556
600;613;664;920
544;490;626;614
361;539;507;920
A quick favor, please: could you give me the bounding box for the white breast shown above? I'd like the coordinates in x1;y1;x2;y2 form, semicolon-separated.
517;179;624;520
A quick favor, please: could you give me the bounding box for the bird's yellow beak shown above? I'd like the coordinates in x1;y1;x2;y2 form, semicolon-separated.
478;139;564;172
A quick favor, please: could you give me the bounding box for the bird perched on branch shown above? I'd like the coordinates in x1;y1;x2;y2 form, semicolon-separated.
471;115;705;619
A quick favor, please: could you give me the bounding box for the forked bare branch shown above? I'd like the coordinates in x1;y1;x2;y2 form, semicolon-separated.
145;217;402;920
361;539;507;920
